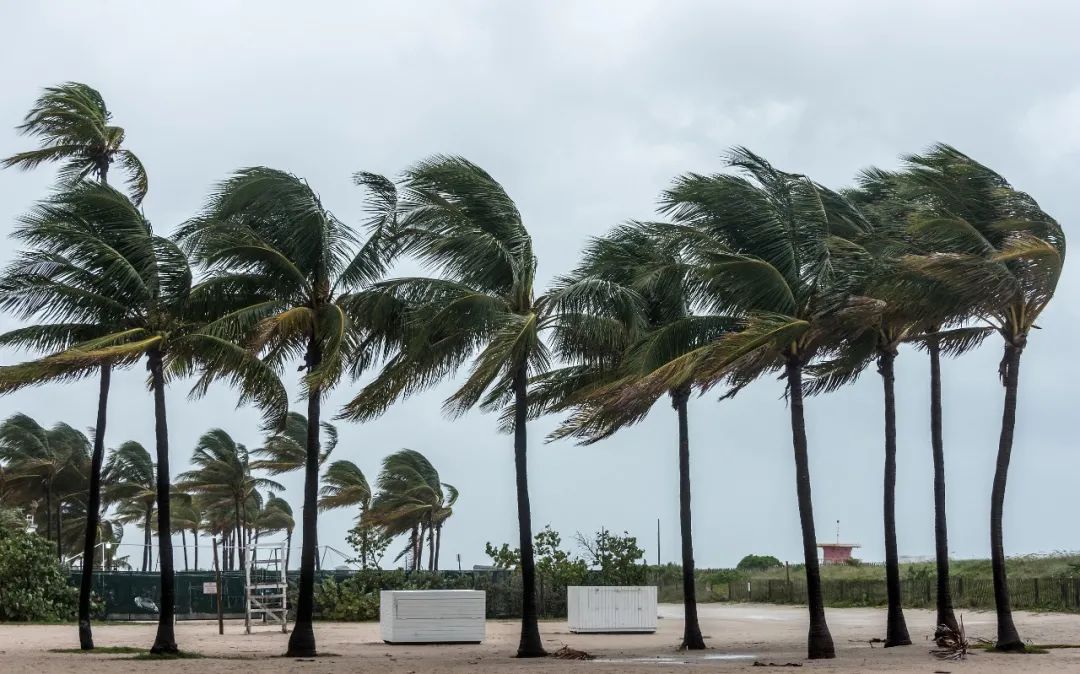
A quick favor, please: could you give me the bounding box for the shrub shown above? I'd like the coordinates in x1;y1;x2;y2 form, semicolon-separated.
736;554;783;571
0;527;79;621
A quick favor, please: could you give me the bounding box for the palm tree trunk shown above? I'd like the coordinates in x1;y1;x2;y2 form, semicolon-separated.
878;350;911;647
194;526;199;571
428;519;435;571
45;485;53;547
286;337;322;658
181;530;188;571
234;498;245;572
928;334;958;638
409;526;418;570
785;357;835;660
991;342;1024;651
512;362;545;658
144;510;152;572
434;526;442;571
56;502;63;560
286;530;292;572
148;348;178;655
672;388;705;650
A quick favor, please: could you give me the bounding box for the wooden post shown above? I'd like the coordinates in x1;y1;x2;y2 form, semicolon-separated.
213;536;223;635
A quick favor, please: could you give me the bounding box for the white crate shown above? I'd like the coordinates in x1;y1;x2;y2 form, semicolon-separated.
567;586;657;633
379;590;485;643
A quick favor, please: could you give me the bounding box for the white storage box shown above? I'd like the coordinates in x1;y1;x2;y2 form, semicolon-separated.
567;586;657;633
379;590;485;643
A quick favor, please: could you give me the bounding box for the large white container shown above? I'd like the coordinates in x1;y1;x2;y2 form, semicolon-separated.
567;586;658;633
379;590;485;643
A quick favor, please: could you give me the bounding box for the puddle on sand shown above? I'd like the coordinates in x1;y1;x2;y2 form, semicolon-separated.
594;654;756;665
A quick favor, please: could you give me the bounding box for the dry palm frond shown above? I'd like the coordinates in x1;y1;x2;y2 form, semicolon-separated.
551;645;594;661
930;615;969;660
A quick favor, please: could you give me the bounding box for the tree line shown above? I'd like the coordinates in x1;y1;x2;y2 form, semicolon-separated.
0;82;1064;660
0;410;455;575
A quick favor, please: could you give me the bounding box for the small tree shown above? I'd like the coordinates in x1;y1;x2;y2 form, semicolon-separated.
577;529;647;585
346;522;390;570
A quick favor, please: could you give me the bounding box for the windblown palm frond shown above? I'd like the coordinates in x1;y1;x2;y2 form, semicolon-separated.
2;82;147;202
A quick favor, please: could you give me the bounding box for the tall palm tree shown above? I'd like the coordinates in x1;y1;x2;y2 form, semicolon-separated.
176;167;395;657
2;81;147;649
105;441;157;571
810;168;991;642
0;183;283;655
178;429;282;571
537;221;730;650
0;88;146;640
341;157;549;657
2;82;147;201
900;145;1065;651
615;148;870;659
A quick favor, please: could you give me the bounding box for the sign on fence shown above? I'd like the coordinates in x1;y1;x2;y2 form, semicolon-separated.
203;582;218;595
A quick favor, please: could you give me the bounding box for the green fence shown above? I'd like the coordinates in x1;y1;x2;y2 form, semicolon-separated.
680;575;1080;613
76;569;571;621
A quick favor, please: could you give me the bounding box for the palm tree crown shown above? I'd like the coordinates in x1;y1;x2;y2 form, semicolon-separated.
2;82;147;202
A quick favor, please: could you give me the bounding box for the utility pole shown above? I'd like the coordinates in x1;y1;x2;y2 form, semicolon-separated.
656;518;661;567
213;536;223;635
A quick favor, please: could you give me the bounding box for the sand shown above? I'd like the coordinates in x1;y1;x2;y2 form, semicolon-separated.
2;603;1080;672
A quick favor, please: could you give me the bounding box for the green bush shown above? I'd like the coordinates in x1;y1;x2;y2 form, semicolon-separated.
315;577;381;621
0;528;79;621
736;554;783;571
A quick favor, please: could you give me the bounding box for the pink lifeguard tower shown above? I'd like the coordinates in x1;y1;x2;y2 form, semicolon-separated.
818;520;860;564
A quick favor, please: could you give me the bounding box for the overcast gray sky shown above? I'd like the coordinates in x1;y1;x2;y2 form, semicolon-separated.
1;1;1077;570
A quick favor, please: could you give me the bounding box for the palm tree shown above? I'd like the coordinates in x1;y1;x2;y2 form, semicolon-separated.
537;222;730;650
254;493;294;569
170;495;201;571
364;449;454;571
0;182;283;654
0;414;91;558
251;412;337;474
2;82;147;201
176;167;395;657
0;100;146;642
341;157;549;657
617;148;871;659
1;81;147;650
900;145;1065;651
105;441;157;571
431;483;458;571
178;429;282;571
319;460;371;512
809;168;992;642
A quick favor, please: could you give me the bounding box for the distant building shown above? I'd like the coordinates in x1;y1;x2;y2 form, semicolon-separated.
818;542;860;564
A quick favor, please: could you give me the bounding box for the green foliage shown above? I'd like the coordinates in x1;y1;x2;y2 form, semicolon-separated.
487;526;644;585
535;527;588;587
737;554;783;571
578;529;647;585
484;542;519;570
314;576;381;621
0;527;79;621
